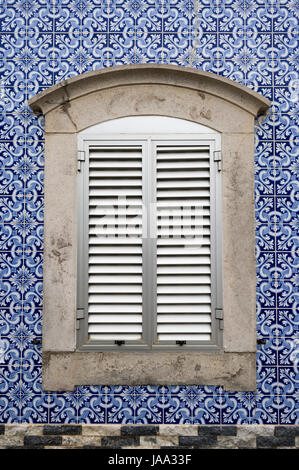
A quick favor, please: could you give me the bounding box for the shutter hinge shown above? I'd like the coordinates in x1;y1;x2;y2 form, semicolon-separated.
76;308;85;329
215;308;224;330
77;150;85;172
213;150;222;171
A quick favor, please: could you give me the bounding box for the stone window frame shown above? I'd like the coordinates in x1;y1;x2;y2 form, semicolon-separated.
29;64;270;391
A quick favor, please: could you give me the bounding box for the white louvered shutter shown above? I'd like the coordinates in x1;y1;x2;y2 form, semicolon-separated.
155;146;212;342
78;136;220;349
88;147;144;341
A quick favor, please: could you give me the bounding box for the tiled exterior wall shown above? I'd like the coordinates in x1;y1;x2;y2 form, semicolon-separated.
0;0;298;427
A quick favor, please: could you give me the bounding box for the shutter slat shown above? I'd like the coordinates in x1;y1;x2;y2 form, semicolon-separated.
89;294;142;303
89;284;142;293
157;179;210;188
157;237;210;245
89;198;142;206
89;245;142;254
157;324;211;333
157;247;210;255
158;334;211;341
157;219;210;227
157;294;211;303
157;161;210;169
157;256;210;265
157;189;210;198
157;171;210;179
89;334;142;340
89;324;142;332
89;314;142;323
89;304;142;313
90;188;142;196
90;216;143;225
89;274;142;283
157;200;210;207
90;170;142;177
157;314;211;323
157;305;211;313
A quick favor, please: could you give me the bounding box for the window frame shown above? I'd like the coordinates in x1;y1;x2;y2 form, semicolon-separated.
28;64;271;391
77;131;222;352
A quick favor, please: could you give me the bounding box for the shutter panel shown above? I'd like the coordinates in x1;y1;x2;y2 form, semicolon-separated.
87;148;144;341
155;146;212;342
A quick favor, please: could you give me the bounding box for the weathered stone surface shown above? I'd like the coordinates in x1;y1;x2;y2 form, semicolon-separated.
257;436;295;448
0;436;24;447
217;436;256;449
101;436;140;448
43;351;256;391
156;436;179;447
82;425;121;436
274;426;299;438
62;436;102;447
24;435;63;447
237;425;275;438
179;436;217;447
159;425;198;436
197;425;237;436
29;65;270;118
43;425;82;435
121;426;159;436
5;425;44;436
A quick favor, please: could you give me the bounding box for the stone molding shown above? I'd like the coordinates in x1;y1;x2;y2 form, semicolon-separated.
28;64;271;391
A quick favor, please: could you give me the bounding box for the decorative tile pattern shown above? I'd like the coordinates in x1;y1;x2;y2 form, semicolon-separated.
0;0;298;425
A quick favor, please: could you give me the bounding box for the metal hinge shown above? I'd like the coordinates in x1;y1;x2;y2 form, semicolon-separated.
76;308;85;329
213;150;222;171
77;150;85;172
215;308;224;330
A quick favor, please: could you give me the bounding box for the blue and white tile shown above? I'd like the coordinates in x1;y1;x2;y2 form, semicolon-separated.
221;392;253;425
256;278;276;308
255;195;274;222
255;223;276;251
252;394;279;424
275;224;298;252
277;336;299;367
277;309;299;337
255;141;274;168
20;393;49;423
276;280;297;309
276;367;298;396
278;395;299;425
49;393;78;424
274;60;298;87
257;337;279;367
0;393;20;423
77;388;106;424
275;141;299;167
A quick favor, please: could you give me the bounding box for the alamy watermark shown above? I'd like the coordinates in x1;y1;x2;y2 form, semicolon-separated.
91;197;208;245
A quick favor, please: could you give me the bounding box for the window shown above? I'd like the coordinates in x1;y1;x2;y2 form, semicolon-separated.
29;64;270;391
77;117;222;351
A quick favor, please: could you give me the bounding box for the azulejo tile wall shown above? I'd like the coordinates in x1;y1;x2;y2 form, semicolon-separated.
0;0;298;425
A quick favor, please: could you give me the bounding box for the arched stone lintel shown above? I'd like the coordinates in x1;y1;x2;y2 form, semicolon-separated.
29;64;270;126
